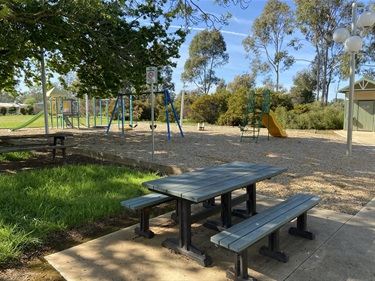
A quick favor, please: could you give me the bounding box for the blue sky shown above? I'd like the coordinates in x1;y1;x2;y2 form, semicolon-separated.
168;0;342;101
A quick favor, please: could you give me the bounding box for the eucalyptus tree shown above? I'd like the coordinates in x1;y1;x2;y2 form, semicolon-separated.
290;69;317;104
294;0;352;103
242;0;296;93
181;29;229;94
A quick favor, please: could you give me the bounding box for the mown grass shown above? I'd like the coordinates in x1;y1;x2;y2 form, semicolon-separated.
0;164;160;268
0;115;196;129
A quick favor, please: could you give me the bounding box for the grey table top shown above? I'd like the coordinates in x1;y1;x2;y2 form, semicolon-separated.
143;161;287;203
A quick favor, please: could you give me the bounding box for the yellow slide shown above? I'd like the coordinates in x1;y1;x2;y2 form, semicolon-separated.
261;110;287;137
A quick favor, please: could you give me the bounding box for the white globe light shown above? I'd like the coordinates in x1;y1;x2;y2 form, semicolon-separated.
344;36;363;52
333;28;350;43
358;11;375;27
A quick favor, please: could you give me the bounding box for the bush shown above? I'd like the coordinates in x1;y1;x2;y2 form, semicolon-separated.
26;105;34;115
276;101;344;130
20;108;27;115
0;107;6;116
7;106;17;115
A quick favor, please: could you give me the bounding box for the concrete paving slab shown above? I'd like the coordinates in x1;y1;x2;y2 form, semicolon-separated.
335;130;375;147
285;197;375;281
46;194;356;281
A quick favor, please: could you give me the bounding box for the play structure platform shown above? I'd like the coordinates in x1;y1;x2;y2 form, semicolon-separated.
240;89;287;142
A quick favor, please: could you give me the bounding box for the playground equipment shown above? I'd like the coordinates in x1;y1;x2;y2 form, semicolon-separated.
8;110;45;131
48;87;81;129
105;89;184;139
239;89;286;143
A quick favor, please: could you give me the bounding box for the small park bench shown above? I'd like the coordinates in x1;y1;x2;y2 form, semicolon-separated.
211;193;321;281
121;193;175;239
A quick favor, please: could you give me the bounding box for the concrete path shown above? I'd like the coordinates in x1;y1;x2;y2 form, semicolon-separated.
45;195;375;281
335;130;375;147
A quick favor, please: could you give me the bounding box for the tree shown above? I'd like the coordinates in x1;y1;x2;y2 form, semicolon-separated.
290;70;317;104
167;0;252;27
227;73;256;93
189;90;229;124
0;1;186;99
242;0;296;93
295;0;351;103
181;29;229;94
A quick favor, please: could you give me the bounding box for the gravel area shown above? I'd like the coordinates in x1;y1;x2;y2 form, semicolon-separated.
1;124;374;215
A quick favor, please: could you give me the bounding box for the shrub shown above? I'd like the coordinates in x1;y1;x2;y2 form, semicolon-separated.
26;105;34;115
20;108;27;115
7;106;17;115
0;107;6;116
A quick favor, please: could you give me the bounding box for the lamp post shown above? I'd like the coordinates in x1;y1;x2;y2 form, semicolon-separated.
333;2;375;156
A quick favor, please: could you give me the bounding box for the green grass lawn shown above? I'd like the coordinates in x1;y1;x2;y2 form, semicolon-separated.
0;114;195;130
0;162;161;268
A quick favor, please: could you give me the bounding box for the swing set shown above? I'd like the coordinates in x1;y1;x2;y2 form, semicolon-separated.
105;89;184;139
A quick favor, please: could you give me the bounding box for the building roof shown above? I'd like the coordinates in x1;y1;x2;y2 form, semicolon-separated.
46;87;68;98
338;77;375;93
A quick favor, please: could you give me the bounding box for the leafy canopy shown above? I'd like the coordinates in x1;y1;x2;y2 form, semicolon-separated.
181;29;229;94
0;0;187;98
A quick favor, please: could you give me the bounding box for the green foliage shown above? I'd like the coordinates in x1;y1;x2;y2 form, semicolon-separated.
189;91;229;124
26;105;34;115
290;69;316;104
0;152;34;161
218;87;248;126
274;101;344;130
0;1;186;98
0;164;160;267
0;107;6;116
294;0;351;103
7;106;16;115
19;107;27;115
182;29;229;94
242;0;296;92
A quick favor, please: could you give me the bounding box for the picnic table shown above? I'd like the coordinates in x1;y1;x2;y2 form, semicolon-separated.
142;161;287;266
0;133;75;159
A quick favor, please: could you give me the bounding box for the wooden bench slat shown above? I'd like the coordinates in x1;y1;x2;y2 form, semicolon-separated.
0;144;76;154
211;194;321;252
121;193;172;210
228;196;320;252
211;193;321;281
211;194;308;245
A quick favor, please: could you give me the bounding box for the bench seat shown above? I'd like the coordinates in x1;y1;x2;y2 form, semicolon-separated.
0;144;77;159
121;193;175;238
211;193;321;281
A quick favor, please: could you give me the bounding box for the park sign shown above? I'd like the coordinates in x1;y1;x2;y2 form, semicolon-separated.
146;67;158;84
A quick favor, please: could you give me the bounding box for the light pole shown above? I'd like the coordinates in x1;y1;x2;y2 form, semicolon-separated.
333;2;375;156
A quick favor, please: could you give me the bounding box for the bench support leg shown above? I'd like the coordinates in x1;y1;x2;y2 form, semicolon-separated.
227;251;256;281
289;212;315;240
162;199;212;267
135;209;154;239
232;183;257;218
259;229;289;263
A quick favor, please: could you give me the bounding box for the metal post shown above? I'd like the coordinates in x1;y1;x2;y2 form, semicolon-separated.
40;48;49;134
180;90;185;126
85;94;90;127
151;84;155;161
347;2;358;157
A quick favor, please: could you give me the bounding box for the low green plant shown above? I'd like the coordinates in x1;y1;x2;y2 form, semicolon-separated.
0;164;160;267
0;151;34;161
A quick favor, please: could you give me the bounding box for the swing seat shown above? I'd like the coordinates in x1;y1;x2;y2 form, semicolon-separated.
149;124;157;130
